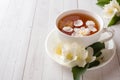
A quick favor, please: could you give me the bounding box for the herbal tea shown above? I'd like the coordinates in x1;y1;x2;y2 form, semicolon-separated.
57;13;99;37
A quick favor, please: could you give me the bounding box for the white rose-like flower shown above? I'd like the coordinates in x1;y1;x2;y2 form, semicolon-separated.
86;47;96;63
72;27;90;37
55;42;88;67
86;20;95;26
88;26;97;32
74;20;83;27
103;0;120;18
62;26;73;32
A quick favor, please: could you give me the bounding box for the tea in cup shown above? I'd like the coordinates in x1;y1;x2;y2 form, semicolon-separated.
56;9;113;47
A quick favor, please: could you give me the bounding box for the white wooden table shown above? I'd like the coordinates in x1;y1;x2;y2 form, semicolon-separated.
0;0;120;80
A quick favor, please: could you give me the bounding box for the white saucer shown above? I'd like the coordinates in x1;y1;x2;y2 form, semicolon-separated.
45;29;116;70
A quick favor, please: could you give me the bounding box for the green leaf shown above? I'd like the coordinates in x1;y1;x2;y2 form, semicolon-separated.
96;0;111;7
88;60;100;68
117;0;120;5
87;42;105;56
72;64;89;80
108;14;120;27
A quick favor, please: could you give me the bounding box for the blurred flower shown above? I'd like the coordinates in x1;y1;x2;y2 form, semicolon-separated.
55;42;96;67
55;42;88;67
86;47;96;63
103;0;120;18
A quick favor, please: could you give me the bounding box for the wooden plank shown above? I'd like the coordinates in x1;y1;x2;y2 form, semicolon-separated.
0;0;37;80
62;67;73;80
113;26;120;65
78;0;102;14
23;0;51;80
102;54;120;80
63;0;78;11
35;0;63;80
0;0;10;24
83;68;102;80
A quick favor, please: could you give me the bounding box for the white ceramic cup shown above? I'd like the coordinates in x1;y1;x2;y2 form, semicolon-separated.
56;9;114;47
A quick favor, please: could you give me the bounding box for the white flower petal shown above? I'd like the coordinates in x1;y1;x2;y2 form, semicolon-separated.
76;59;87;67
62;27;73;32
55;42;88;67
110;0;120;11
104;5;118;18
86;20;95;26
62;56;77;63
82;51;88;59
74;28;81;32
103;0;120;18
74;20;83;27
86;47;96;63
80;27;86;30
87;47;94;57
71;32;83;37
90;56;96;62
88;26;97;32
86;56;96;63
73;27;90;36
79;27;90;36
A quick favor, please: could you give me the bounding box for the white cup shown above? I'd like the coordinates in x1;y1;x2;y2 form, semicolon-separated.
56;9;114;47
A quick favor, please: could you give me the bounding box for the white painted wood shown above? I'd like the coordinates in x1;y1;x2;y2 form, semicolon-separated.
83;68;102;80
78;0;102;14
101;54;120;80
63;0;78;11
0;0;10;24
113;26;120;64
62;67;73;80
23;0;51;80
0;0;37;80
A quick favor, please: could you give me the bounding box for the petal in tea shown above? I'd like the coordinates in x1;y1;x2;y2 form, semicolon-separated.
62;26;73;32
88;26;97;32
74;28;81;32
71;32;83;37
79;27;90;36
86;20;95;26
74;20;83;27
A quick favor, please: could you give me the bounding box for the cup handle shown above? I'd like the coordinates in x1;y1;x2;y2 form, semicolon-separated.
100;28;114;42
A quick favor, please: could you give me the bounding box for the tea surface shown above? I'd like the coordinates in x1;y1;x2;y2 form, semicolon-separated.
58;13;99;36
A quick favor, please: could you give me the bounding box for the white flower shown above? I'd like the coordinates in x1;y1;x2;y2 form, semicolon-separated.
62;26;73;32
80;27;90;35
72;32;83;37
74;20;83;27
72;27;90;37
88;26;97;32
103;0;120;18
55;42;88;67
86;20;95;26
86;47;96;63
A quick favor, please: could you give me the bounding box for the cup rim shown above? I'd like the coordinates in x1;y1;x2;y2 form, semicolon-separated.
55;9;104;38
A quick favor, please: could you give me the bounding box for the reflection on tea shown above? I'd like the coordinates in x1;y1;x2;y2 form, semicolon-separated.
58;13;99;37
